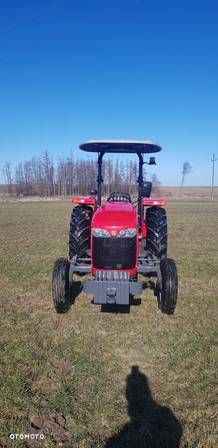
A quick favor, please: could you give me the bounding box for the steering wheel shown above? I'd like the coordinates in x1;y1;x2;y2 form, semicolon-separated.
107;193;132;203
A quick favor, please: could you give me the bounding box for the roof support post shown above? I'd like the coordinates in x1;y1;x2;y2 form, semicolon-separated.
137;152;144;228
97;151;105;206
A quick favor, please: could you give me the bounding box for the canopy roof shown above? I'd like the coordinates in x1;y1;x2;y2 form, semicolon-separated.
79;140;161;154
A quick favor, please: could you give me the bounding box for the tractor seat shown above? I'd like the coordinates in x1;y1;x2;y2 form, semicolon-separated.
107;193;132;203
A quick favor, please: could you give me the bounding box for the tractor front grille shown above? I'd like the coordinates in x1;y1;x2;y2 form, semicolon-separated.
92;236;136;270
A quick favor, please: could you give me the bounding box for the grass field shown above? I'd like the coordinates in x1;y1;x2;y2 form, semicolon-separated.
0;200;217;447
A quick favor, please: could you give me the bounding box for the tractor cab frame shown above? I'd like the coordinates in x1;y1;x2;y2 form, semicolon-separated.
81;139;161;227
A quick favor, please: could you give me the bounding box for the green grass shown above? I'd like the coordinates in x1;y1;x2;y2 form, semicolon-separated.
0;201;217;447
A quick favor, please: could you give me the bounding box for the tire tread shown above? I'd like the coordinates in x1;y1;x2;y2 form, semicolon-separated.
69;205;93;259
146;206;167;260
52;258;70;313
160;258;178;315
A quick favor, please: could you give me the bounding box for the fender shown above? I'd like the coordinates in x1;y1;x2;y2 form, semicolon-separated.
72;196;97;209
141;198;167;238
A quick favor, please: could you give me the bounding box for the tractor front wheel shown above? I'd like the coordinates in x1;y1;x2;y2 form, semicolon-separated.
52;258;71;313
159;258;178;315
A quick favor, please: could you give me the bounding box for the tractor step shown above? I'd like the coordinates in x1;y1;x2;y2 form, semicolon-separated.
84;271;142;305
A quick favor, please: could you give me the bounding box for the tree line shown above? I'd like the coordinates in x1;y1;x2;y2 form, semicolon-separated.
1;151;161;197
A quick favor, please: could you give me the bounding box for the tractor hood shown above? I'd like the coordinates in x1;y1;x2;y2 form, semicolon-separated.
92;202;137;229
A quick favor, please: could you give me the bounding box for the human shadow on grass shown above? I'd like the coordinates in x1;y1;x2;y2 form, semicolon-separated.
105;366;182;448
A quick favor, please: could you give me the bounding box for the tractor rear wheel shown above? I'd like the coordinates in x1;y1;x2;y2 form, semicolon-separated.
145;206;167;260
159;258;178;315
52;258;70;313
69;205;93;259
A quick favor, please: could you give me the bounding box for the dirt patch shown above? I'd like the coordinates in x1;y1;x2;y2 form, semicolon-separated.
26;414;70;446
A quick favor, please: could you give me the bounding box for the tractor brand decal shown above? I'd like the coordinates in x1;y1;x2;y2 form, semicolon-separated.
110;230;118;236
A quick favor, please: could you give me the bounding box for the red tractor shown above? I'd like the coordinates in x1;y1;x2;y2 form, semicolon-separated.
52;140;178;314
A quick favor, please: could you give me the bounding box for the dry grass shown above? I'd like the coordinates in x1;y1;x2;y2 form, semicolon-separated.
0;201;217;447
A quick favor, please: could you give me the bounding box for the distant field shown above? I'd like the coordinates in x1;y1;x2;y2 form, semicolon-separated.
162;186;218;199
0;201;217;447
0;186;218;202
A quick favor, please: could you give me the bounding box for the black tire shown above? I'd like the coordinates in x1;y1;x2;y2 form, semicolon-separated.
159;258;178;315
52;258;70;313
146;206;167;260
69;205;93;259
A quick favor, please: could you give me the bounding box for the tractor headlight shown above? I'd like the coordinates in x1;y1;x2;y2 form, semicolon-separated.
92;228;110;237
117;228;137;238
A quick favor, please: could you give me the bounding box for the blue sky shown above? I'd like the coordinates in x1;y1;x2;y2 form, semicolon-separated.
0;0;217;185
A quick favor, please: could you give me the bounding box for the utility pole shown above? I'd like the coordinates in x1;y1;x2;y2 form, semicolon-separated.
211;154;217;200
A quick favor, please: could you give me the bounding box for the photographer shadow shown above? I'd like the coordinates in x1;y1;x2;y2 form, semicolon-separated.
105;366;182;448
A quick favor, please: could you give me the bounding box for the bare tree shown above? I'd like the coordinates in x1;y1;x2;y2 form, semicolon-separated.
31;157;44;196
180;161;192;193
66;156;75;196
104;158;113;195
42;151;54;196
57;159;68;196
3;162;13;194
151;173;161;195
8;150;165;198
23;161;34;196
15;162;25;196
